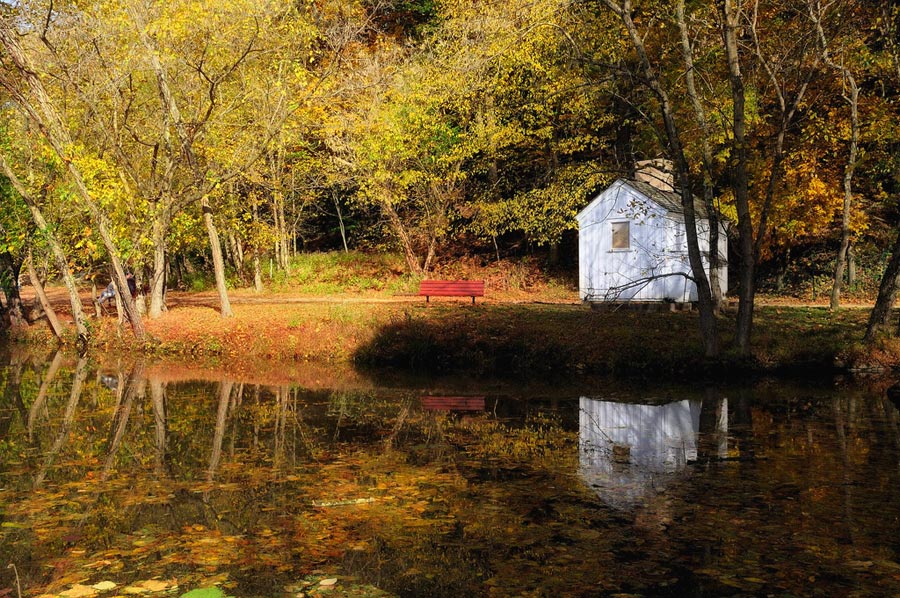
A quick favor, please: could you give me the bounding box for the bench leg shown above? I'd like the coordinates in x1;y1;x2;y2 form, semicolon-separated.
471;296;475;304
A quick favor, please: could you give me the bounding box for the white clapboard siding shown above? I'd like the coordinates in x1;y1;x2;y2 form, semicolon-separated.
576;179;728;303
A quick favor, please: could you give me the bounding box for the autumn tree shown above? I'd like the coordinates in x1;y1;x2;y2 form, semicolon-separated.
0;16;145;341
602;0;721;357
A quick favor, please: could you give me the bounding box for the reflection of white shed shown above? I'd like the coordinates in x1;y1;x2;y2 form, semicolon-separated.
576;177;727;303
578;397;728;510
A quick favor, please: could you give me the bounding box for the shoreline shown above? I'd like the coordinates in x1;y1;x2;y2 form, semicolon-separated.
6;288;897;383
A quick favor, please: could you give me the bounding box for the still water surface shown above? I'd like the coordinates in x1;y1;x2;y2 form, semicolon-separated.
2;350;900;597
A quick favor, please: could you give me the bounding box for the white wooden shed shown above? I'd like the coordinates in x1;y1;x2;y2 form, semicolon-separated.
576;178;728;304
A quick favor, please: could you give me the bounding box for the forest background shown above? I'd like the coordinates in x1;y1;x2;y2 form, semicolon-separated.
2;0;900;364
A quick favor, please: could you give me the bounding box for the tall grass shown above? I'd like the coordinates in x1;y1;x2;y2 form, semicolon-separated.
274;251;413;294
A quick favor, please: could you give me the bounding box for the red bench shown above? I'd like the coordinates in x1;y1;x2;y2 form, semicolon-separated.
418;279;485;304
421;396;486;411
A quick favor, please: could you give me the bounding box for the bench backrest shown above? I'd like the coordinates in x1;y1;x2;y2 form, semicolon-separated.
419;279;485;296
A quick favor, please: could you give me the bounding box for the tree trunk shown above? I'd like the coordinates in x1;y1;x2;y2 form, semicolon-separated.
254;252;263;293
25;252;63;339
126;3;233;318
0;256;26;330
865;227;900;341
809;0;861;311
721;0;756;355
252;199;264;293
606;0;719;357
381;199;424;276
201;196;235;318
677;0;723;310
830;95;859;310
334;195;349;253
149;213;169;318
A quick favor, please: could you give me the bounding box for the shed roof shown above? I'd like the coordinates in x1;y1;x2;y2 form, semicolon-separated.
621;179;711;220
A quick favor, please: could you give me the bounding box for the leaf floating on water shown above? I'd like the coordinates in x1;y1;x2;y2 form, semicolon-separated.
123;579;173;595
140;579;172;592
92;581;117;591
59;585;97;598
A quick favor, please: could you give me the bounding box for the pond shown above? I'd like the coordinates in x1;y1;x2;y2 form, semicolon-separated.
1;349;900;597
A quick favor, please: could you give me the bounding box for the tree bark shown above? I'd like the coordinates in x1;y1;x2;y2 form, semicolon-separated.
25;251;63;339
605;0;719;357
0;156;89;344
677;0;723;310
865;227;900;340
720;0;756;355
202;196;235;317
149;212;170;318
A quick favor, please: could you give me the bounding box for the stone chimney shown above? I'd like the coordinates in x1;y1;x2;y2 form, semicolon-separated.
634;159;675;192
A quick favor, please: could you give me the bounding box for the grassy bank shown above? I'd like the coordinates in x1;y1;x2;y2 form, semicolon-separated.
13;298;888;380
7;251;895;380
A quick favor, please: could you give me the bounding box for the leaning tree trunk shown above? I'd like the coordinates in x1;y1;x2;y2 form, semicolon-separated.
0;157;89;344
605;0;719;357
25;251;63;339
381;199;424;276
202;196;234;318
865;227;900;341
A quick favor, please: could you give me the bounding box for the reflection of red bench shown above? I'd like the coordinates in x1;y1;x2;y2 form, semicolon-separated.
418;280;485;304
421;396;485;411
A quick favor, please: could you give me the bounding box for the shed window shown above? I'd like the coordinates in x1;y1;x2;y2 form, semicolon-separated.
611;221;630;250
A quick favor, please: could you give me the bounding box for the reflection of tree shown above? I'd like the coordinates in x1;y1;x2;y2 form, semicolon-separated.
696;389;729;466
273;384;288;470
27;350;63;444
99;362;145;481
34;356;88;488
834;396;858;548
0;350;26;443
882;394;900;461
730;389;755;461
149;373;169;477
207;379;234;482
